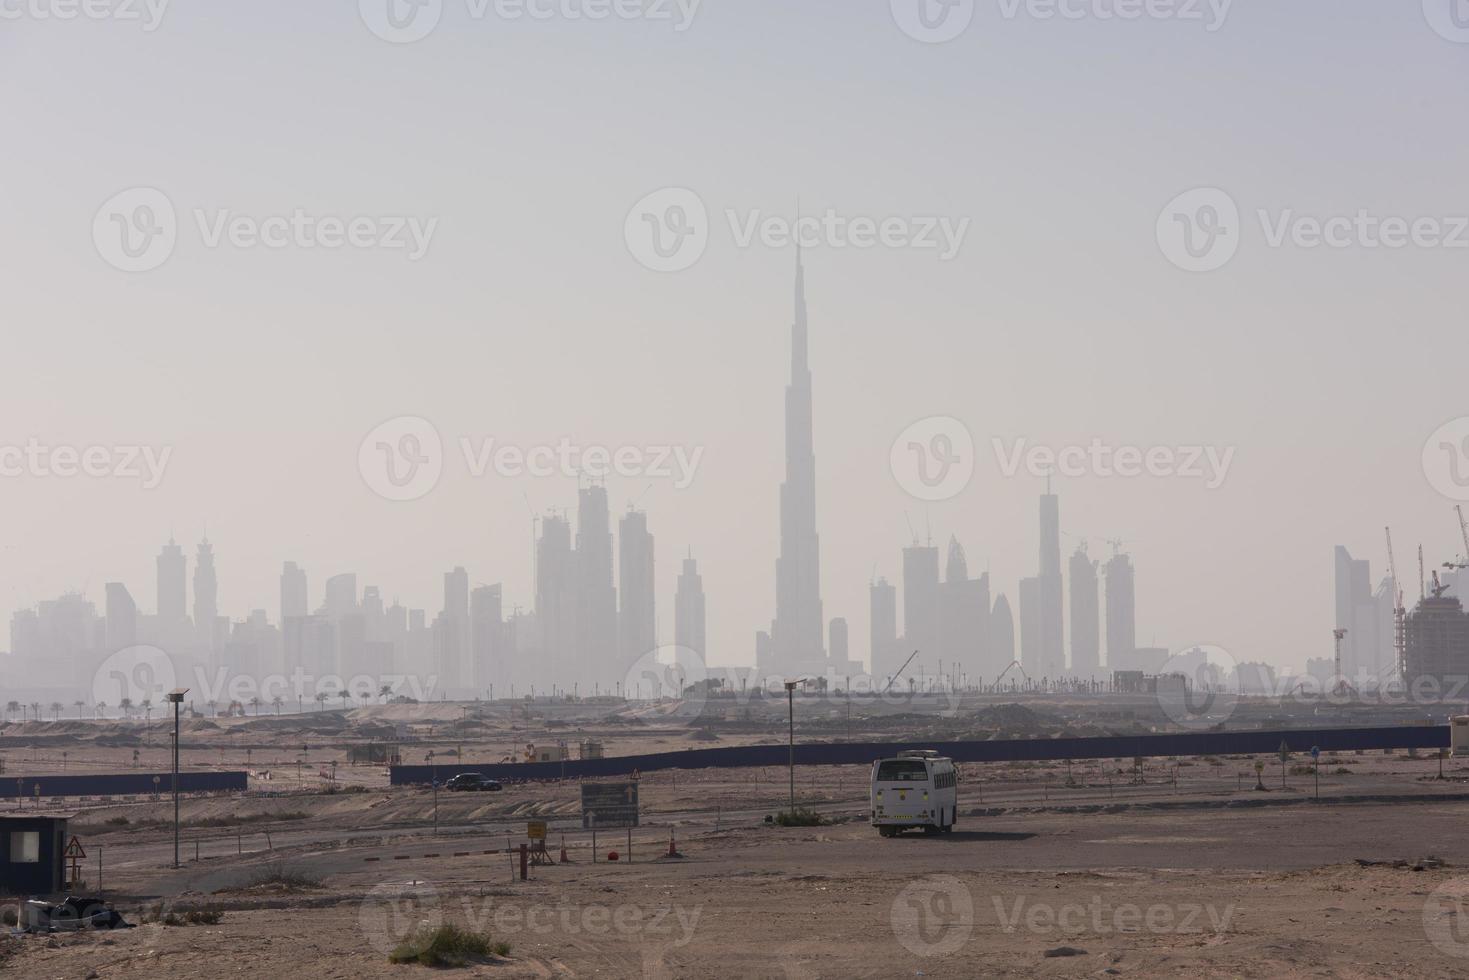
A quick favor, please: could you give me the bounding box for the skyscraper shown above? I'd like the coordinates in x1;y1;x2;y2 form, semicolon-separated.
470;584;502;694
193;538;219;653
280;562;308;624
1018;576;1041;677
902;541;940;670
576;485;617;689
618;508;656;671
1333;546;1394;684
156;537;186;624
105;582;136;652
1104;548;1136;667
1069;543;1100;679
990;594;1015;679
537;515;576;688
870;577;898;682
767;249;825;676
938;536;989;687
674;553;706;659
441;566;470;692
1037;490;1065;677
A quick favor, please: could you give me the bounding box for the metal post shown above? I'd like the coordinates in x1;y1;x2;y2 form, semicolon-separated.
167;688;187;870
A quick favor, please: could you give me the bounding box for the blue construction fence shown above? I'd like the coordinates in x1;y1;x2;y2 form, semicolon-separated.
390;724;1450;786
0;771;248;799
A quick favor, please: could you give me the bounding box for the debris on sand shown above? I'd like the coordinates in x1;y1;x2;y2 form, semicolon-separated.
1042;945;1088;958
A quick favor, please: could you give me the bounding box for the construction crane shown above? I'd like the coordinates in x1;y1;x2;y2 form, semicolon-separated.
1420;544;1427;602
1386;527;1407;682
1446;506;1469;571
880;650;921;696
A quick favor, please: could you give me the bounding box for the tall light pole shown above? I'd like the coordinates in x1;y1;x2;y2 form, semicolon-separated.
784;679;804;816
166;688;188;870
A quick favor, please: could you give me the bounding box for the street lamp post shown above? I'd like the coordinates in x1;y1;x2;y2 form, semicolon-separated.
784;680;804;817
165;688;188;870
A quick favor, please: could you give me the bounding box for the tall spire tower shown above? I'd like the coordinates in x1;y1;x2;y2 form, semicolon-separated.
767;246;825;674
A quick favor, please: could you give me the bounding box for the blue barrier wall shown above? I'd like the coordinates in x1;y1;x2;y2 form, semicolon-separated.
0;771;249;799
390;725;1449;786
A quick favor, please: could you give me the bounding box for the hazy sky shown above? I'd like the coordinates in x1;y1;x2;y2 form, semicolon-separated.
2;0;1466;675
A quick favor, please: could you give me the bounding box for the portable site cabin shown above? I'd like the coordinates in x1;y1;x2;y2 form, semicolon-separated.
0;815;70;897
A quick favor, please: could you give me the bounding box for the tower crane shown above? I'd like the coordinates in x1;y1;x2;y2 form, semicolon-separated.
1445;506;1469;571
1386;527;1406;683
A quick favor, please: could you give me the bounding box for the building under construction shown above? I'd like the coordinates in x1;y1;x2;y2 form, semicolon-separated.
1402;584;1469;693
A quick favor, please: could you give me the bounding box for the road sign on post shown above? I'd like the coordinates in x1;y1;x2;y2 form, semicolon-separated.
581;782;639;829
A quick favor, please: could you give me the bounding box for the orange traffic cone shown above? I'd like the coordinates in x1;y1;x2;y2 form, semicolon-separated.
559;836;570;863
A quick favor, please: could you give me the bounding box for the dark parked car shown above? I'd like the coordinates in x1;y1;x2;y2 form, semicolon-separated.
444;773;502;792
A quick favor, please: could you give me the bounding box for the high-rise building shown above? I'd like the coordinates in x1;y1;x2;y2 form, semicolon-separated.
324;574;358;619
440;566;470;693
618;508;656;671
280;562;308;624
193;538;220;653
104;582;136;652
156;537;186;624
828;617;851;677
1037;490;1065;677
767;250;825;676
537;515;577;689
870;577;899;682
470;584;502;695
902;542;940;669
674;553;706;659
1333;546;1395;684
1104;549;1136;667
576;485;617;689
1069;543;1100;679
990;594;1015;679
938;536;988;687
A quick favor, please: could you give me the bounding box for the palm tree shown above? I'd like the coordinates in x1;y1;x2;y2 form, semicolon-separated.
5;701;18;722
207;700;218;718
95;701;106;720
28;702;41;722
271;696;283;715
358;691;371;708
73;700;85;719
315;692;329;712
249;697;262;716
339;691;351;711
119;697;133;719
49;702;62;721
379;683;392;704
141;700;153;723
